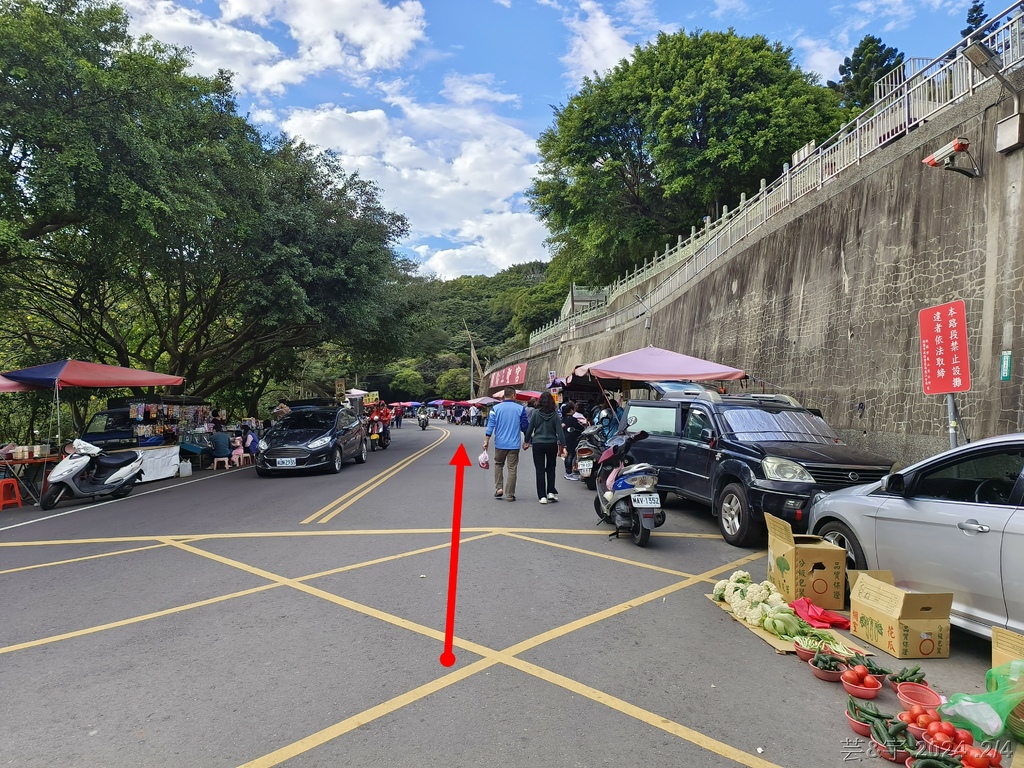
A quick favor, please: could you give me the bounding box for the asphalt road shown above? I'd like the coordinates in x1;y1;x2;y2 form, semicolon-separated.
0;422;1009;767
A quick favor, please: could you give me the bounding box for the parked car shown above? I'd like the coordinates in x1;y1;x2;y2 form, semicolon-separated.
622;391;893;546
807;433;1024;636
256;406;367;477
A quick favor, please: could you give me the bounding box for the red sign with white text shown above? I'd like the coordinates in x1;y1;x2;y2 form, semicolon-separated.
489;362;527;389
919;300;971;395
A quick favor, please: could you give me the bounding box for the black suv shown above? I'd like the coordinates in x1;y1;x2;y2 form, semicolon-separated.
622;392;893;546
256;406;367;477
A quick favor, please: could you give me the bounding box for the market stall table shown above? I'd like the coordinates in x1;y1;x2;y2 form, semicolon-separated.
0;455;59;506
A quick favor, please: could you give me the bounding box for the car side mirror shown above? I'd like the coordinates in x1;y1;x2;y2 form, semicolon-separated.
880;473;905;495
700;428;713;443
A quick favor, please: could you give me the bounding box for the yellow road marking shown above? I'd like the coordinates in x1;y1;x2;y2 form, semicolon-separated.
237;658;500;768
502;531;699;579
301;429;450;524
505;655;784;768
0;584;278;656
0;526;755;546
0;543;169;575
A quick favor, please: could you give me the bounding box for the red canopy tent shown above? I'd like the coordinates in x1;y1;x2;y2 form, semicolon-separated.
0;374;42;393
571;346;745;385
2;359;185;441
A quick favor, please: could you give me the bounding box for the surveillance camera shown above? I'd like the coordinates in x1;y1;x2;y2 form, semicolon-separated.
922;138;970;167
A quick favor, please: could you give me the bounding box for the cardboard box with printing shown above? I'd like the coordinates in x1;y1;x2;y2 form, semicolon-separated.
849;572;952;659
764;514;846;610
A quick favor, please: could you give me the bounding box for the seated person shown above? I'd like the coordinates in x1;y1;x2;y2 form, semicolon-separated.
210;425;232;464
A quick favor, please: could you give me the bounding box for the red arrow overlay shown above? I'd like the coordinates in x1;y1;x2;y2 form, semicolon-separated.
440;443;471;667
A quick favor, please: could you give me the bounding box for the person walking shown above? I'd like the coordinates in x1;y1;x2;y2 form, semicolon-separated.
394;404;404;429
482;386;528;502
523;392;565;504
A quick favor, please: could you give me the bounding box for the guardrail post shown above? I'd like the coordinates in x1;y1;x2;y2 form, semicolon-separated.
760;179;767;223
783;163;791;203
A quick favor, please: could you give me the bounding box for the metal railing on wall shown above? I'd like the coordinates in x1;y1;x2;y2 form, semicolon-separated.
518;4;1024;360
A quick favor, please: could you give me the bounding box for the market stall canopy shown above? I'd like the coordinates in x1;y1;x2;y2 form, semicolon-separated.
0;374;43;392
570;346;745;388
346;388;369;396
2;359;184;389
467;396;500;405
514;390;543;402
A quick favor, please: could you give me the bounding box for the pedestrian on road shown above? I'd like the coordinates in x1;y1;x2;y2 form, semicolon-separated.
394;405;404;429
483;386;528;502
523;392;565;504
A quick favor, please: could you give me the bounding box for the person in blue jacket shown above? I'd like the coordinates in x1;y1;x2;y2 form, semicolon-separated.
482;386;527;502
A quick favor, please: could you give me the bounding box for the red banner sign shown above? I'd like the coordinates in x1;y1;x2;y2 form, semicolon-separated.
919;300;971;395
489;362;527;389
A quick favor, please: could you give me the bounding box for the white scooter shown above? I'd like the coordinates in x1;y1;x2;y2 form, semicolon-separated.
39;439;144;510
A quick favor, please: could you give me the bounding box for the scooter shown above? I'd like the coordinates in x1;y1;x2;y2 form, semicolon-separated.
39;438;144;510
592;421;663;547
418;413;429;430
368;415;391;451
574;409;618;490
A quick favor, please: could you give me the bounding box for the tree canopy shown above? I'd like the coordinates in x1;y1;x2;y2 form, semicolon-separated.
527;28;844;285
827;35;904;111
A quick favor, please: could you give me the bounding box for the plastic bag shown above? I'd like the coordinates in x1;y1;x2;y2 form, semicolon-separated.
939;661;1024;740
478;450;489;470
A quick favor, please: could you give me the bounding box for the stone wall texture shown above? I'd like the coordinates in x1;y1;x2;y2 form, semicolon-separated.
496;76;1024;467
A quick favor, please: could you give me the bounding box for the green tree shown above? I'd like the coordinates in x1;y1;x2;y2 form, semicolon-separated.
960;1;995;39
528;29;843;285
435;368;470;400
390;367;426;398
827;35;904;110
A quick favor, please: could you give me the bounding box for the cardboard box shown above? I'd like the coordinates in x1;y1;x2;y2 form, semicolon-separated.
849;572;953;659
765;514;846;610
992;627;1024;669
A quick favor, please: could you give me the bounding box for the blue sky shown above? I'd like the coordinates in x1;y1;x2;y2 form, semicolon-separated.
117;0;991;278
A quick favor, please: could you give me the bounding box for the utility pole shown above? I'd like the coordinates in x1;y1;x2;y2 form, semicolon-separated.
464;320;484;399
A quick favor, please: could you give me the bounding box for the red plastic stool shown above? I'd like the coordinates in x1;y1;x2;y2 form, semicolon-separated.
0;478;23;510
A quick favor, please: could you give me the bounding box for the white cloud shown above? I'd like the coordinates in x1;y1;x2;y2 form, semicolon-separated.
795;35;845;81
852;0;916;33
710;0;750;21
561;0;635;84
441;73;520;105
281;86;547;278
494;0;512;7
121;0;426;95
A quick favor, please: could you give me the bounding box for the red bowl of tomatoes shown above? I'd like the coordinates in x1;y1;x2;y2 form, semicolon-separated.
841;664;883;698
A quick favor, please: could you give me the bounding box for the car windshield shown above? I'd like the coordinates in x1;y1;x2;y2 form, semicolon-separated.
277;410;335;432
720;407;843;444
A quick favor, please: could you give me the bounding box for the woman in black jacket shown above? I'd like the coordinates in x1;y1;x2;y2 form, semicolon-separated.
523;392;565;504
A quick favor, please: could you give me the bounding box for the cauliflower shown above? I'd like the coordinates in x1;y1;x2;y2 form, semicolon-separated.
766;592;787;608
744;603;767;626
713;579;729;601
728;570;752;584
760;580;777;594
727;591;749;614
744;583;769;605
723;582;741;601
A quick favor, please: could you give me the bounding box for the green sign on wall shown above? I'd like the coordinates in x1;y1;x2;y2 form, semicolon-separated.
1000;351;1012;381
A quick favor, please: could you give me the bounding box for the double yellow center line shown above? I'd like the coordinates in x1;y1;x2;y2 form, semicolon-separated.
301;427;451;524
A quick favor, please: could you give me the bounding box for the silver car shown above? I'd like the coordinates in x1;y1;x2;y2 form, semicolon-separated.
807;433;1024;638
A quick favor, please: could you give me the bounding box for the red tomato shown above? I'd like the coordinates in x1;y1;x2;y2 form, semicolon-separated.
939;721;957;737
981;747;1002;767
954;728;974;746
852;664;870;679
926;721;946;737
908;704;927;720
916;714;935;728
932;733;954;749
861;675;881;689
962;747;991;768
841;670;860;685
897;712;913;723
925;708;941;721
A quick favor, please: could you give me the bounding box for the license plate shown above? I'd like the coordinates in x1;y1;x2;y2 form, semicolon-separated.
578;460;593;470
631;493;660;507
276;458;297;467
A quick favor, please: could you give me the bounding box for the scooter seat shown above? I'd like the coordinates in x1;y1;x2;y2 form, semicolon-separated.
96;452;139;470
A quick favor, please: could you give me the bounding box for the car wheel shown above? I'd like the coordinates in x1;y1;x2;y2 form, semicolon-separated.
328;447;343;474
818;520;867;572
716;482;763;547
354;439;367;464
255;466;272;478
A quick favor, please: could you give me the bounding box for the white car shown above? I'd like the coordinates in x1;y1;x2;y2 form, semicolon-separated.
806;433;1024;637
